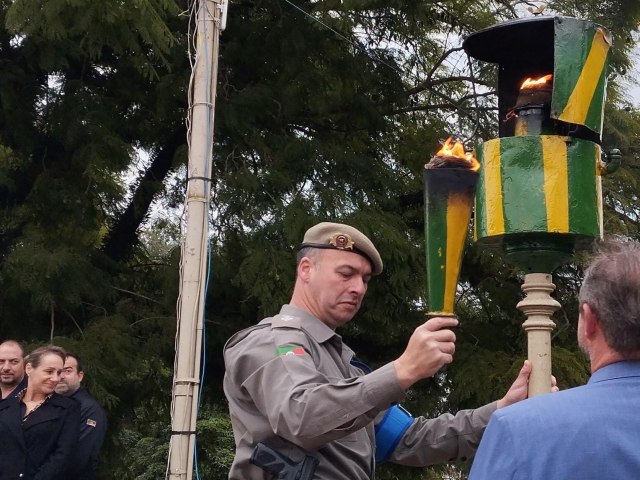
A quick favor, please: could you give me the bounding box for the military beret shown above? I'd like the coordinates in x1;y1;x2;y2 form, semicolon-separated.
299;222;383;275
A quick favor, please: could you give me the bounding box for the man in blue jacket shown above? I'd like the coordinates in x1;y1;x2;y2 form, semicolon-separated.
470;241;640;480
55;353;108;479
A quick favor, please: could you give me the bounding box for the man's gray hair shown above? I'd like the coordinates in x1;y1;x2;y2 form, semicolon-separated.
296;246;323;266
579;241;640;357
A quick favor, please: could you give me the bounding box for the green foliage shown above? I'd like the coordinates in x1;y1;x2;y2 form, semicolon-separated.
113;405;171;480
1;0;640;478
192;405;237;479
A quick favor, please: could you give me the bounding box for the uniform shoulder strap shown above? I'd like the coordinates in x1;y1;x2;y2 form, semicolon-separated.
223;321;272;350
270;313;303;330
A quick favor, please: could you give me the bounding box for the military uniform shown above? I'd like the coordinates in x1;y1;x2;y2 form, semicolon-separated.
223;304;496;479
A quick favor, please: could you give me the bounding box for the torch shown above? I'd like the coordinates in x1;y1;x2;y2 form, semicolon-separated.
424;138;479;317
464;15;616;397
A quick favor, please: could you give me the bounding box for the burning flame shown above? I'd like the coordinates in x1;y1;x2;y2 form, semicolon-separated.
520;74;553;90
435;137;480;171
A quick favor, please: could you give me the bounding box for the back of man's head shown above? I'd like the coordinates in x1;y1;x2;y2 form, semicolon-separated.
579;241;640;357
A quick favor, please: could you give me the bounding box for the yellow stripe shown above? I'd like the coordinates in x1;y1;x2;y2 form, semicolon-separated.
542;137;569;232
483;140;505;236
558;28;610;125
443;194;472;313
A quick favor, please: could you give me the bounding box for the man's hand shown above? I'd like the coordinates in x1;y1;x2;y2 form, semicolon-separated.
393;316;458;390
497;360;559;409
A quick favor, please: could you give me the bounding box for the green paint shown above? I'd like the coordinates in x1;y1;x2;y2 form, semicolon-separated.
568;139;600;235
475;146;487;240
501;137;547;233
584;66;608;132
424;176;448;313
552;17;609;134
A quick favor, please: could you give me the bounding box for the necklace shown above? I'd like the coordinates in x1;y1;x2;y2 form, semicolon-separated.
19;391;52;422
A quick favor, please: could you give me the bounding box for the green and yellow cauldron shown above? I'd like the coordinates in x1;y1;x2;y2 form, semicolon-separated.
463;16;614;273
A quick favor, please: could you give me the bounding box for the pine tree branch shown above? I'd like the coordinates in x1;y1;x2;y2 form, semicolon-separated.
101;127;186;262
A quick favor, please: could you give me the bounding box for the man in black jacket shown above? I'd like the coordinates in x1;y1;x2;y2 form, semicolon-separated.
55;353;107;479
0;340;27;401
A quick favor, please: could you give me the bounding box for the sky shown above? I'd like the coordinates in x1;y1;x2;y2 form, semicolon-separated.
622;37;640;106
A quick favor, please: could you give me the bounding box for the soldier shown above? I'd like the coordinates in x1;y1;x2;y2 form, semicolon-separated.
223;221;542;479
0;340;27;401
55;353;107;479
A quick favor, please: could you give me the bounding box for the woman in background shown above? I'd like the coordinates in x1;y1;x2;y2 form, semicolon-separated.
0;345;80;479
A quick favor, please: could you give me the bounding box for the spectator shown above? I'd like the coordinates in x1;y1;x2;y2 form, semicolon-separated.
0;345;79;479
469;241;640;479
0;340;27;401
55;353;107;479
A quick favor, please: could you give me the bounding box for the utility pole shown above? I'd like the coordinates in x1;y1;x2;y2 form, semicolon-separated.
167;0;227;478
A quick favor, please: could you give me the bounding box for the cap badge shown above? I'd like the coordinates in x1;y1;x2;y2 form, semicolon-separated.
329;233;354;250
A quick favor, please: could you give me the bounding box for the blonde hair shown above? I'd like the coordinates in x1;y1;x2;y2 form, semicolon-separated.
25;345;66;368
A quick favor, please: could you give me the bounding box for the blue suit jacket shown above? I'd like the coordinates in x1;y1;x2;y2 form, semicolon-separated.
469;361;640;480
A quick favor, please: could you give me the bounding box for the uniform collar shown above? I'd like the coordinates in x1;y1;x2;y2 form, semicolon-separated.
279;304;338;344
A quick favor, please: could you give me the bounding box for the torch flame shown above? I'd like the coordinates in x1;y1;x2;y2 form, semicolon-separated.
435;137;480;171
520;74;553;90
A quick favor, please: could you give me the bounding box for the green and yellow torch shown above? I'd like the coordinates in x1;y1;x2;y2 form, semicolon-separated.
424;138;479;317
463;15;616;396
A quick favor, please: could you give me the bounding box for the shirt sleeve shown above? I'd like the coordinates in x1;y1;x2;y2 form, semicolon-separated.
468;410;518;480
226;325;405;450
388;402;496;467
76;398;108;476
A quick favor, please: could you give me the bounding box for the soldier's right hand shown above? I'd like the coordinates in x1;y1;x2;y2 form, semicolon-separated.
393;316;458;390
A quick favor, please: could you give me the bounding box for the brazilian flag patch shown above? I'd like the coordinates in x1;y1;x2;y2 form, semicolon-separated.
276;344;305;357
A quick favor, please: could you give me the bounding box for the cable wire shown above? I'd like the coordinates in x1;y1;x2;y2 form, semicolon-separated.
281;0;485;147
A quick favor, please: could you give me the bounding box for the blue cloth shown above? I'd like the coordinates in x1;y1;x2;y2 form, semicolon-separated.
469;361;640;480
374;404;413;464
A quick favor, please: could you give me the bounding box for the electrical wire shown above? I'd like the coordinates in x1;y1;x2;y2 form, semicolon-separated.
281;0;485;147
167;0;218;478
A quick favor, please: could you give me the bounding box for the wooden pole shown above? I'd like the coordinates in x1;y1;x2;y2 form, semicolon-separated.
167;0;225;478
516;273;560;397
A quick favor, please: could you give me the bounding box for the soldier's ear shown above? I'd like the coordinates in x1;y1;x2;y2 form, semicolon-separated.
78;371;85;383
297;257;313;282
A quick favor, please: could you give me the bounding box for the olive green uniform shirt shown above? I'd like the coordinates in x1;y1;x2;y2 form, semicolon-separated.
223;304;496;479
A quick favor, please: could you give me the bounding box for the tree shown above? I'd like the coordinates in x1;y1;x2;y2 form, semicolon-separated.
0;0;639;478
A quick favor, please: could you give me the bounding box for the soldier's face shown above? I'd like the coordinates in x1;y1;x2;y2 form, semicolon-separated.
56;356;84;396
306;249;372;329
0;343;25;389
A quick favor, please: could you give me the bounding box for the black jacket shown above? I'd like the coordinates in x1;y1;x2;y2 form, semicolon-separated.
0;393;80;480
68;387;107;479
